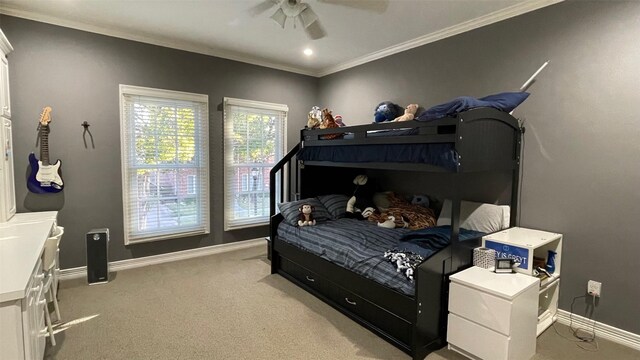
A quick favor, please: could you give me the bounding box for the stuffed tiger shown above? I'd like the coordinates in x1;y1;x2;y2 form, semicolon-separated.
368;192;436;230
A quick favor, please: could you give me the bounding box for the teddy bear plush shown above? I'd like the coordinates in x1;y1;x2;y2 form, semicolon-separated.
298;203;316;226
393;104;419;122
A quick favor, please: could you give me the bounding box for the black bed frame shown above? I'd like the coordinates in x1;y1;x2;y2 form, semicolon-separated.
268;108;522;359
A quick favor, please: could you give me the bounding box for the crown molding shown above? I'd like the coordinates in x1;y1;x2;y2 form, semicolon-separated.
316;0;564;77
0;5;316;77
0;28;13;54
1;0;563;78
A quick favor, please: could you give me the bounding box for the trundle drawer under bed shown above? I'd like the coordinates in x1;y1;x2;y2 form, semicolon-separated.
279;257;413;346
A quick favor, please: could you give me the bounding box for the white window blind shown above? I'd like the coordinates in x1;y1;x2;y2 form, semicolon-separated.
223;97;287;230
120;85;209;244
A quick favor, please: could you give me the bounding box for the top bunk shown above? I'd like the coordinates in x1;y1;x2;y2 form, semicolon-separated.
298;107;522;173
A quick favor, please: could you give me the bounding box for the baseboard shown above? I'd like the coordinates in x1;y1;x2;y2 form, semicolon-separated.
59;238;265;281
556;309;640;351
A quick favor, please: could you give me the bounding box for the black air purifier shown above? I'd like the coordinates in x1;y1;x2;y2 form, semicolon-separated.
86;228;109;284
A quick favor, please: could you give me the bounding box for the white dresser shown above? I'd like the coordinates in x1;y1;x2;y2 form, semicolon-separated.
447;266;539;360
0;212;58;360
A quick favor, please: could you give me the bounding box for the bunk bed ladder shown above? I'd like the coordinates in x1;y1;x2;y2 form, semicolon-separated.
269;143;301;262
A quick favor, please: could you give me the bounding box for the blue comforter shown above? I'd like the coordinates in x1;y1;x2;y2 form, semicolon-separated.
416;92;530;122
397;226;485;257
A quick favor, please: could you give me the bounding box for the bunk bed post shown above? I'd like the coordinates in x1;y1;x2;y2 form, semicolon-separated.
510;128;523;227
449;196;462;272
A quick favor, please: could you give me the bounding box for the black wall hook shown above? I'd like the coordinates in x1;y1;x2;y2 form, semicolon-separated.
81;121;95;149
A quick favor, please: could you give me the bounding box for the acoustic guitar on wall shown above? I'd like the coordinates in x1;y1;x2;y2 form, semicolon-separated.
27;106;64;193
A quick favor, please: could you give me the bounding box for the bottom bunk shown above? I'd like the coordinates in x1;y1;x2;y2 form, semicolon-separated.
270;213;483;359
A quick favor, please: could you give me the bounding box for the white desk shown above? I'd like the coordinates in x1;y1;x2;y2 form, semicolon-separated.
0;211;58;360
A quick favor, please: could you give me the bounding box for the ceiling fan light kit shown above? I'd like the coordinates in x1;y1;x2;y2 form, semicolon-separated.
253;0;323;38
250;0;387;40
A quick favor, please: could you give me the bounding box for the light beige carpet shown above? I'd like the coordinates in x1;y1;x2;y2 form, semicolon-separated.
46;243;639;360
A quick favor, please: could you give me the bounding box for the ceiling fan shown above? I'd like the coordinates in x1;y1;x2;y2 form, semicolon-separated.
249;0;389;40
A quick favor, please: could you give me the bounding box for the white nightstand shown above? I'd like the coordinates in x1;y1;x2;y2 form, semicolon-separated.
447;266;539;360
482;227;563;335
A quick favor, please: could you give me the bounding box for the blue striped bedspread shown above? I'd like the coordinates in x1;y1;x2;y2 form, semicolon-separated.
278;218;420;296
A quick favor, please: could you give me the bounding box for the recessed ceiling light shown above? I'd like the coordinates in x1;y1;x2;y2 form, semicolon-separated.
303;48;313;56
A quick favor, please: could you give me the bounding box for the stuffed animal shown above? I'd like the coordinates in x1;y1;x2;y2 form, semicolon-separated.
319;108;342;140
297;204;316;226
334;114;346;127
377;216;396;228
307;113;320;129
307;106;322;129
411;194;430;208
393;104;419;122
345;175;377;220
374;101;403;123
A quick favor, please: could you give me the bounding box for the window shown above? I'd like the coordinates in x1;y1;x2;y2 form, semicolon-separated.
223;97;287;230
120;85;209;244
186;175;196;195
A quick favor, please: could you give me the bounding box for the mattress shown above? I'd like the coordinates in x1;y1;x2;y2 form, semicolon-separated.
297;143;459;171
277;218;420;296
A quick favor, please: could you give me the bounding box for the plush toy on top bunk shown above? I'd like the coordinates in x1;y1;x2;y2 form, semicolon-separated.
392;104;419;122
307;106;322;129
345;175;377;220
319;108;343;139
374;101;403;123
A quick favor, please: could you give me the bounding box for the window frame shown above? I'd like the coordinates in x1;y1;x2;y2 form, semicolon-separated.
223;97;287;231
119;84;210;245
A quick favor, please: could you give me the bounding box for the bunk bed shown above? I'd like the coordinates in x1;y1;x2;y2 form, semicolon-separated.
269;107;522;360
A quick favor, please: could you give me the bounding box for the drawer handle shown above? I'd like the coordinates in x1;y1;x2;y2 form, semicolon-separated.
345;297;357;306
305;275;315;282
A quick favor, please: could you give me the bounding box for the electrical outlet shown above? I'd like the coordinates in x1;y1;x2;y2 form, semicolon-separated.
587;280;602;297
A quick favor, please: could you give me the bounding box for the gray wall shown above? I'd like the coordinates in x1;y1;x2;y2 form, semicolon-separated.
0;16;317;269
319;1;640;333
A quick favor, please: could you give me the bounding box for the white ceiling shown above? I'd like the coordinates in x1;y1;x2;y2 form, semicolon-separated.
0;0;561;76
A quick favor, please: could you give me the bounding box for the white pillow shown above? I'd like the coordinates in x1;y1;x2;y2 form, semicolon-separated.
437;200;510;233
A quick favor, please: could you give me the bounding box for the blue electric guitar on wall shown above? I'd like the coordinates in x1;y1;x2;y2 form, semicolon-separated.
27;106;64;193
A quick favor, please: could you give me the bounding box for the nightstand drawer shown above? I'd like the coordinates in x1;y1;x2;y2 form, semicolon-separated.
449;282;512;335
448;313;510;360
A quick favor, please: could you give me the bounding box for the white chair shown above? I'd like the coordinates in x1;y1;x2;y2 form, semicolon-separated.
51;226;64;293
42;226;63;346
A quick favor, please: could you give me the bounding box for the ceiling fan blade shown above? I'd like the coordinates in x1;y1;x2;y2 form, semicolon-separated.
298;6;319;28
304;19;326;40
317;0;389;14
248;0;280;17
271;7;287;28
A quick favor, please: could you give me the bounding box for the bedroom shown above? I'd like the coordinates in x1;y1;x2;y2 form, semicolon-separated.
0;0;638;359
